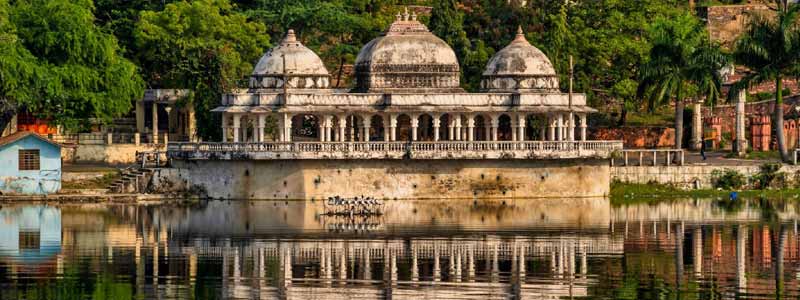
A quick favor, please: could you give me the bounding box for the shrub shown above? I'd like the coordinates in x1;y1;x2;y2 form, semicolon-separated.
711;169;747;190
752;163;787;189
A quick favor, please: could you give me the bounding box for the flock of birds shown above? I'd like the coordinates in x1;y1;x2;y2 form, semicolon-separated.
323;195;384;216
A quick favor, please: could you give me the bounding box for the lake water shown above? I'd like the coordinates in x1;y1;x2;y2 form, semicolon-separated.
0;198;799;299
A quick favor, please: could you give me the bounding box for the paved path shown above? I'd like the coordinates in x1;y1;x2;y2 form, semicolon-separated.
682;151;780;166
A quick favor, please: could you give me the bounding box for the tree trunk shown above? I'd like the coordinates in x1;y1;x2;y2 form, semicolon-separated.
617;101;627;126
775;77;790;162
675;100;684;149
0;101;17;135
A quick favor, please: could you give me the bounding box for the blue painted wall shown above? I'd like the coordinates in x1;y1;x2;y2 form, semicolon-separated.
0;136;61;195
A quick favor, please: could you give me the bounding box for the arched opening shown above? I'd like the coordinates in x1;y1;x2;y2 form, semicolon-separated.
418;114;435;141
396;114;412;141
474;114;489;141
525;114;545;141
498;114;513;141
369;115;385;141
345;114;361;141
291;114;320;141
440;114;452;141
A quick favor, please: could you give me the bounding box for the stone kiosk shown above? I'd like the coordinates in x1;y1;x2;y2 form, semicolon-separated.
166;11;622;199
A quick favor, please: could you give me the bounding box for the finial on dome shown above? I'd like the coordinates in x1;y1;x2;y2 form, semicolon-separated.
396;12;402;21
513;26;528;44
411;11;418;21
284;29;297;44
403;7;410;21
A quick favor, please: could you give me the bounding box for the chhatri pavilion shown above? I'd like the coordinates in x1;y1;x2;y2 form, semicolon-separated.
165;10;621;200
211;11;597;145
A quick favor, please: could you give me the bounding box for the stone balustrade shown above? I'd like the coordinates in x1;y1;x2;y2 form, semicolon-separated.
611;149;685;166
168;140;622;160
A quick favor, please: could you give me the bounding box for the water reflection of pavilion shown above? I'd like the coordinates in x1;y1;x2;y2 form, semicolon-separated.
1;199;799;299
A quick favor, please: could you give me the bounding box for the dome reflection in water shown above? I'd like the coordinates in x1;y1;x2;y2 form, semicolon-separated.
0;198;798;299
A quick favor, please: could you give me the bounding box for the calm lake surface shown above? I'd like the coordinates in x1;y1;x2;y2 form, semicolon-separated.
1;198;799;299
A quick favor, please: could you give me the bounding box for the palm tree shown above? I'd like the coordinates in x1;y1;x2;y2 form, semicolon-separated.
638;14;728;149
731;0;800;162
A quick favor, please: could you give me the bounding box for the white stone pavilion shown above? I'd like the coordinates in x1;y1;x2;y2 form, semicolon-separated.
210;12;599;148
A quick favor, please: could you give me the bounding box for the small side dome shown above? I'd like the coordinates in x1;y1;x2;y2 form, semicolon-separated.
353;8;463;93
481;27;559;92
250;30;330;90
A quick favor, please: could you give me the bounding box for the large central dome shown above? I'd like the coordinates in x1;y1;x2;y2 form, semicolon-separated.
353;9;463;93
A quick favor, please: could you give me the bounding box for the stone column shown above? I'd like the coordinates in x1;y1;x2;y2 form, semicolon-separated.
466;115;475;141
187;105;197;142
548;115;556;141
568;112;575;141
446;117;454;141
325;115;334;142
433;115;441;141
389;114;398;141
283;114;293;142
491;115;499;141
410;115;419;141
152;102;159;144
454;115;462;141
511;118;518;141
362;115;372;142
338;115;347;142
257;114;266;143
221;113;229;142
485;122;491;142
136;100;145;134
691;101;703;150
383;115;390;141
735;90;747;156
319;116;327;142
580;114;588;141
349;116;356;142
556;114;564;141
517;115;526;141
232;114;241;143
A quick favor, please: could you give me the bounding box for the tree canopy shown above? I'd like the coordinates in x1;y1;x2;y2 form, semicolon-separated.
0;0;144;132
134;0;270;138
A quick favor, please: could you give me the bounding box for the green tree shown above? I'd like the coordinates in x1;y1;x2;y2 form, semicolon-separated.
638;13;727;149
134;0;269;140
731;0;800;162
0;0;144;132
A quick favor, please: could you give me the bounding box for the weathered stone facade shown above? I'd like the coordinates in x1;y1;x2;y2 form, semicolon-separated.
166;9;619;199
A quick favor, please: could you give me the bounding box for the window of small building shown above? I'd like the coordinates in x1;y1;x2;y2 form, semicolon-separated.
19;149;40;171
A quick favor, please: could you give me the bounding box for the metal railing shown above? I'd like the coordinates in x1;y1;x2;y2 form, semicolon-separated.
611;149;685;166
167;140;623;154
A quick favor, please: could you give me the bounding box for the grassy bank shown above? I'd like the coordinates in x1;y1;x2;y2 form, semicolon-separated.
611;182;800;205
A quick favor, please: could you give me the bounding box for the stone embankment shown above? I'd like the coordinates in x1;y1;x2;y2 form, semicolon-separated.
612;164;800;189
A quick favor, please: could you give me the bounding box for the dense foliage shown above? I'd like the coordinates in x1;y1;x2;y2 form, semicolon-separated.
3;0;731;140
0;0;144;132
134;0;269;138
731;0;800;161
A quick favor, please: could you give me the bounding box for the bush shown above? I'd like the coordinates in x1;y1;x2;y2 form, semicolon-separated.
752;163;787;189
711;169;747;190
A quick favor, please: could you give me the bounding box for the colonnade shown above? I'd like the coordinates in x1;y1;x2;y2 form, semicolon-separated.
220;112;589;143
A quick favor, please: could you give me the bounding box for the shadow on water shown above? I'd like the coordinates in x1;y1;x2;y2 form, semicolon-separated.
0;197;799;299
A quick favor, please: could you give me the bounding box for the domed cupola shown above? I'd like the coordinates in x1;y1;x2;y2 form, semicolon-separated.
250;29;330;91
481;27;560;92
353;8;463;93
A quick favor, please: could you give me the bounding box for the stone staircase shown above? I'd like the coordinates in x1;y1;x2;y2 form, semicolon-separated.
107;167;155;193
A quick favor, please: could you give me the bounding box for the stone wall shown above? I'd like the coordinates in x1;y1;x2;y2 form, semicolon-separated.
700;4;770;48
701;96;800;150
612;165;800;189
155;159;611;199
62;144;164;165
590;127;675;148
